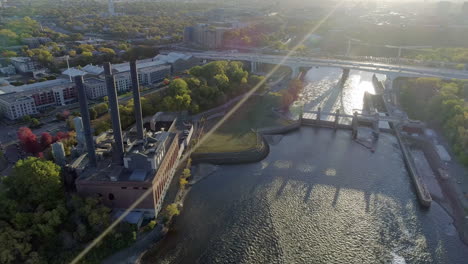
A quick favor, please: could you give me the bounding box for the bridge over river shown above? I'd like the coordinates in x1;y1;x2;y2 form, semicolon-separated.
167;51;468;80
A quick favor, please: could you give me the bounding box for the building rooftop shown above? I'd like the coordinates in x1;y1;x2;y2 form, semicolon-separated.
138;64;171;73
129;169;147;181
0;78;72;94
154;52;193;64
76;131;176;183
125;131;170;157
0;92;34;103
84;77;105;85
82;64;104;75
62;64;104;78
63;68;87;77
113;59;167;73
9;57;33;63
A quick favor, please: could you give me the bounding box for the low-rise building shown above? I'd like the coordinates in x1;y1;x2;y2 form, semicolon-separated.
138;64;171;85
112;60;172;91
30;83;76;110
114;71;132;93
0;93;38;120
0;78;77;119
84;77;106;99
0;65;16;75
10;57;39;73
154;52;200;73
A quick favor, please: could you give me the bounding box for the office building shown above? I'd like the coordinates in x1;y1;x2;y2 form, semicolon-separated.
112;60;172;91
184;24;227;49
84;78;107;99
138;64;171;85
0;93;37;120
153;52;200;73
0;79;77;119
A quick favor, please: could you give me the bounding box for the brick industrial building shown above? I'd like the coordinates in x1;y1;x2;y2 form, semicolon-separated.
69;61;193;218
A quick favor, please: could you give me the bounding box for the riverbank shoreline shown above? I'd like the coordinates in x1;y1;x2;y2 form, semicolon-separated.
191;132;270;165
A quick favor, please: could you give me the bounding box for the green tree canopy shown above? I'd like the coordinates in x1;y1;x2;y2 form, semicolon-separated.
213;73;230;91
168;79;190;96
4;157;62;209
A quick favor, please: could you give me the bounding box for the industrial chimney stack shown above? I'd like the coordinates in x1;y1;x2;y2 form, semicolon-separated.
74;75;97;167
130;60;145;140
104;62;124;164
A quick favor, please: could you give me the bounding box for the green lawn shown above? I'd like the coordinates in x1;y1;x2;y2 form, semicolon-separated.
195;132;258;153
195;93;290;153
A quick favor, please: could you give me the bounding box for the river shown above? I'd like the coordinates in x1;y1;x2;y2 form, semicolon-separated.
142;68;468;264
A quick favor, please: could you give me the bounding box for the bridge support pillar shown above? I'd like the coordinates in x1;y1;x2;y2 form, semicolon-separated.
251;61;257;73
316;107;321;122
385;76;394;90
352;111;358;139
291;67;300;79
372;112;380;139
334;109;340;130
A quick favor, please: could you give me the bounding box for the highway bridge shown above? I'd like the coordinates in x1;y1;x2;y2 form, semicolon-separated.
169;51;468;80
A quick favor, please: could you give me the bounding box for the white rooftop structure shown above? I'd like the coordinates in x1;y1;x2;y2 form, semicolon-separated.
113;59;166;73
9;57;32;63
62;64;104;78
82;64;104;75
62;68;87;78
154;52;193;64
0;78;71;94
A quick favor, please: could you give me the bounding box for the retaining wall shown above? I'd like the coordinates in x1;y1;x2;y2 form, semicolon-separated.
191;133;270;165
407;136;446;176
394;129;432;207
257;121;301;135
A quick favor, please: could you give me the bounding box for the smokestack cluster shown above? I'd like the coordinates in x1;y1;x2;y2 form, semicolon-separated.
73;60;146;168
104;63;124;164
74;76;97;167
130;60;145;140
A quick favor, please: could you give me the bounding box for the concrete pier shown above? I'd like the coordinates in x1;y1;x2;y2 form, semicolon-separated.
334;109;340;129
352;112;358;139
394;127;432;207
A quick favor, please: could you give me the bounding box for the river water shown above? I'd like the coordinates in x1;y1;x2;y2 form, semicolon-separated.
143;68;468;264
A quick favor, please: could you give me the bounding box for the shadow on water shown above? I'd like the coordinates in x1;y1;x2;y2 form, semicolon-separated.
144;127;468;264
303;183;314;203
143;67;468;264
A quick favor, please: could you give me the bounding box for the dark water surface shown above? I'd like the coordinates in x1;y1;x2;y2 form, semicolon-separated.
143;68;468;264
144;128;468;264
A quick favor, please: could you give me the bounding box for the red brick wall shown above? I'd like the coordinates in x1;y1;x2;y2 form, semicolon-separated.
76;135;180;212
32;91;55;106
63;86;76;100
76;181;154;209
402;125;424;135
152;134;180;210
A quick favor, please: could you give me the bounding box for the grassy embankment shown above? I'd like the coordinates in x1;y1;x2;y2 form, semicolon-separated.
195;92;291;153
